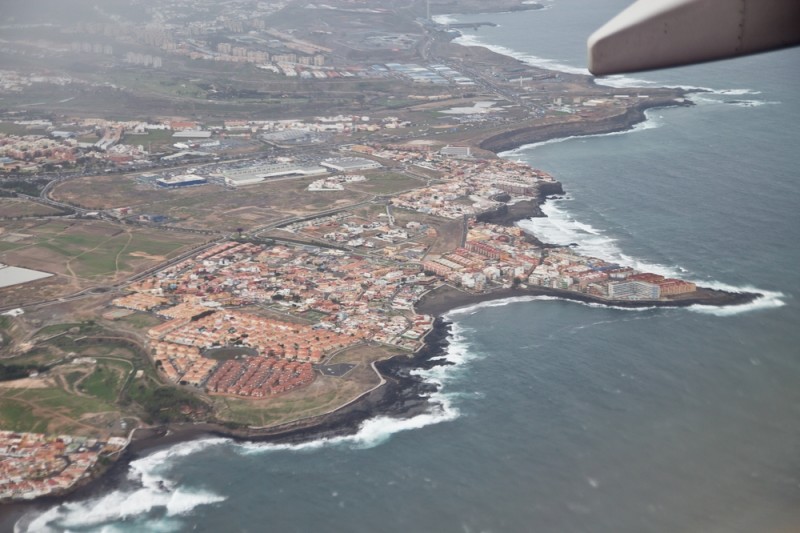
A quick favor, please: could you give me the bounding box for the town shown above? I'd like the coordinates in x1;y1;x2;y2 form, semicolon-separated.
0;431;126;502
0;0;735;505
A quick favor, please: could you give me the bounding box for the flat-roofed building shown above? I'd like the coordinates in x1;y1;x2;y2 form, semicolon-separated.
156;174;207;188
440;145;472;158
320;157;382;172
608;280;661;300
0;264;53;289
223;163;326;187
172;130;212;139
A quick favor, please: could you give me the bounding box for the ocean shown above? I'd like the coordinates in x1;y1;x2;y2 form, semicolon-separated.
17;1;800;531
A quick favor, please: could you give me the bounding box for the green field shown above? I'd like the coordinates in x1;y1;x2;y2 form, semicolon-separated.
0;317;199;435
80;360;132;403
0;122;48;136
0;400;48;433
0;386;116;434
119;312;162;329
345;172;425;195
36;321;101;339
118;129;175;150
1;219;204;285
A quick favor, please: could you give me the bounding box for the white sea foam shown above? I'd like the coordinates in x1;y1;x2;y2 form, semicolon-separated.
17;438;229;533
21;327;486;530
236;326;481;455
236;397;460;455
449;294;659;314
686;284;786;316
453;33;589;76
431;14;458;25
499;110;662;157
709;88;761;96
727;100;780;108
514;199;785;314
517;201;631;266
444;15;773;111
684;93;779;108
518;199;691;280
593;75;657;89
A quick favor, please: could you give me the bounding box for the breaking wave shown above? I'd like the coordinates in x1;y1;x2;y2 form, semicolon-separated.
235;399;460;455
18;325;491;529
499;109;662;156
448;294;659;314
17;439;229;533
17;325;491;529
431;14;458;25
448;22;777;115
592;75;657;88
236;326;479;455
725;99;781;108
453;33;588;76
687;285;786;316
515;200;785;314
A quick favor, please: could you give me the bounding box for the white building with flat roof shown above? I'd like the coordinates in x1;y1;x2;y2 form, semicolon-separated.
223;163;326;187
320;157;382;172
172;130;212;139
156;174;208;188
0;264;53;289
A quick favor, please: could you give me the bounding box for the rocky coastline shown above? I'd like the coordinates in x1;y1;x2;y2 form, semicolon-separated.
415;284;759;318
0;130;760;524
479;99;691;154
0;320;455;527
431;1;544;16
0;19;754;527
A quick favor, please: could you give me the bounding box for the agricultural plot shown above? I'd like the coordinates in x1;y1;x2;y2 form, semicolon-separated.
0;198;65;218
52;174;370;232
0;219;204;305
0;384;119;436
0;319;194;435
343;172;425;195
52;174;219;210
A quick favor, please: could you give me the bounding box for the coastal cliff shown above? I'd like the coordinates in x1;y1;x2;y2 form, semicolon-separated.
414;284;758;318
479;99;690;153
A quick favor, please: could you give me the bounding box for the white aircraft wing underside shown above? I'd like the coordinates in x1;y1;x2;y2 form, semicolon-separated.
588;0;800;75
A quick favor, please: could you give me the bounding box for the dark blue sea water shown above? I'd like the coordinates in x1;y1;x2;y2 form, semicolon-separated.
19;1;800;531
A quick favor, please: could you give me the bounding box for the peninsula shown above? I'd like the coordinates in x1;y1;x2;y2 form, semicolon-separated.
0;0;758;512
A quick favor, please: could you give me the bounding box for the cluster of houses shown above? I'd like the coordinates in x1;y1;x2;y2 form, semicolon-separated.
112;241;435;393
206;357;314;398
377;148;556;219
0;431;126;502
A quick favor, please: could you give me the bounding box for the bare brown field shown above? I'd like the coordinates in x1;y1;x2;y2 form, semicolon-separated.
52;175;220;210
0;377;57;389
424;216;465;256
0;277;70;309
53;174;371;232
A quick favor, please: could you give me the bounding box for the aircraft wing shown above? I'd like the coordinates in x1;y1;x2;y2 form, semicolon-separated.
588;0;800;75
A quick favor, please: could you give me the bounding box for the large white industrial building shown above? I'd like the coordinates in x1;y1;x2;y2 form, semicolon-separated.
320;157;382;172
222;163;327;187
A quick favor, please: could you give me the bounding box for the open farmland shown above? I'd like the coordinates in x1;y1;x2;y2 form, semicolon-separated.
51;174;220;210
0;198;66;218
51;174;373;232
344;172;425;195
0;219;205;305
